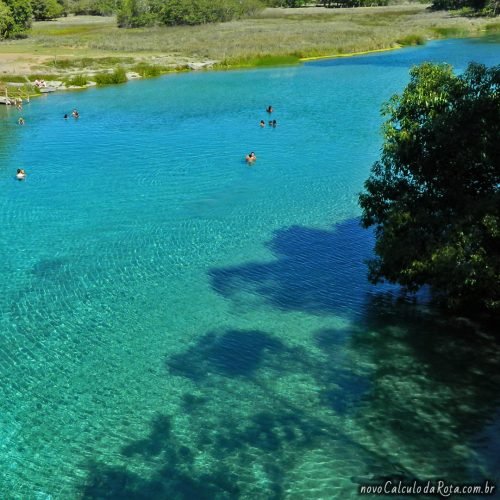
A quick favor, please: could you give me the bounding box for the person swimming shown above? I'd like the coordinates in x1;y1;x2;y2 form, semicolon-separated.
18;117;25;125
64;114;68;119
272;119;277;128
16;168;26;180
266;105;273;113
72;109;79;118
260;120;265;127
245;152;257;163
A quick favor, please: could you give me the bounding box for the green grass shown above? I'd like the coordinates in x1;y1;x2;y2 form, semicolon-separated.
485;22;500;32
65;74;89;86
396;34;426;45
0;75;28;83
28;73;64;81
45;56;135;70
73;56;135;67
131;63;163;77
94;67;128;85
215;54;301;69
432;26;468;36
1;7;496;80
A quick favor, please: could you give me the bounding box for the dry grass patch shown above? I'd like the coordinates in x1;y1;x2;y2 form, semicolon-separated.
0;6;496;77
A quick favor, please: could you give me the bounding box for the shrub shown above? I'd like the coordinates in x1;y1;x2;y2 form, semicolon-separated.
117;0;153;26
118;0;263;28
69;0;119;15
31;0;64;20
94;67;128;85
65;74;89;86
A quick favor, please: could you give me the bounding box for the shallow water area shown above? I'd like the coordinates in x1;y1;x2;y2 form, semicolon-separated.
0;39;499;498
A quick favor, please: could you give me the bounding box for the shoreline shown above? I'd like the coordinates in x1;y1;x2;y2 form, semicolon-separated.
1;30;498;100
299;45;403;62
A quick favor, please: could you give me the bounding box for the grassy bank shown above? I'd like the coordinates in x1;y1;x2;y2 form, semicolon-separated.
0;5;498;84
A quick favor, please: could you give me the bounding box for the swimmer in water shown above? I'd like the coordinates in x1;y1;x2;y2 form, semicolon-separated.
260;120;265;127
245;152;257;163
266;105;273;113
16;168;26;180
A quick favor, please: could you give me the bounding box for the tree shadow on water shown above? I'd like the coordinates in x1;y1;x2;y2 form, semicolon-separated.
166;329;285;381
81;414;240;500
82;314;476;499
340;295;500;483
209;219;398;317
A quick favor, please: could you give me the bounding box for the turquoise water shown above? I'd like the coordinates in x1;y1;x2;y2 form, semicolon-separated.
1;39;499;498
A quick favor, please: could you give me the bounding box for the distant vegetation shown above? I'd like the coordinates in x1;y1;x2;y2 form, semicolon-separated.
117;0;263;28
1;0;498;39
359;62;500;313
432;0;498;16
31;0;65;20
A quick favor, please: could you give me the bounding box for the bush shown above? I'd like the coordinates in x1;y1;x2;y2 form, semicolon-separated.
431;0;487;11
117;0;153;26
159;0;230;25
31;0;64;20
117;0;263;28
69;0;119;15
65;74;89;86
261;0;308;5
94;67;128;85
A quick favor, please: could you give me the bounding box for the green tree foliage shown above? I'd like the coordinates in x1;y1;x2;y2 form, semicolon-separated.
31;0;64;19
117;0;153;26
431;0;497;13
69;0;120;15
0;0;32;38
0;1;16;39
359;62;500;313
261;0;308;6
319;0;388;6
117;0;263;27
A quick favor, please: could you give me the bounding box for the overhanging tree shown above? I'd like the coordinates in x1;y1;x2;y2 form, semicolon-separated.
0;0;32;38
359;62;500;313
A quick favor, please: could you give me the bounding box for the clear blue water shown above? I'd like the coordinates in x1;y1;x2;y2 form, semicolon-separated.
0;38;499;498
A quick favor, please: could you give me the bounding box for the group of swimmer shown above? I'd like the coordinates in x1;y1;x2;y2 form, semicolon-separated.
260;119;277;128
262;105;276;127
15;108;80;181
64;109;79;119
246;105;277;164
